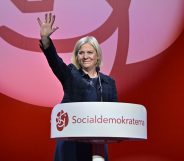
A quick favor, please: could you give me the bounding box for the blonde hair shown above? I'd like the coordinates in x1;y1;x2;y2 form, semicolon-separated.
71;36;102;69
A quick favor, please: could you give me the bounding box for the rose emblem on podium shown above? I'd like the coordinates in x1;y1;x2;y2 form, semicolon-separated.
56;110;69;131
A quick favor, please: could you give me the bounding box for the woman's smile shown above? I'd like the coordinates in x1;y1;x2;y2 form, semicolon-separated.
77;43;98;71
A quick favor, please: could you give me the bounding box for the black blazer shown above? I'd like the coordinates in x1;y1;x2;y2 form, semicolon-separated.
40;40;118;103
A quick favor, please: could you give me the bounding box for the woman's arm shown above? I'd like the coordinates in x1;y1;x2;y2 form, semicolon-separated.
40;39;71;83
38;13;71;84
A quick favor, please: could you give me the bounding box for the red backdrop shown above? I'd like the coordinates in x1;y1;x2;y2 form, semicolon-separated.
1;31;184;161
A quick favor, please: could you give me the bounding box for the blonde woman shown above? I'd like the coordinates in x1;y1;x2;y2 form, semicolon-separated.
38;13;117;161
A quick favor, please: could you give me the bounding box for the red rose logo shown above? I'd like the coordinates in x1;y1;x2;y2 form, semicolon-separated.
56;110;69;131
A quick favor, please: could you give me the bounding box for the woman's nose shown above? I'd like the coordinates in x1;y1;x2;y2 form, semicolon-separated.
83;53;89;59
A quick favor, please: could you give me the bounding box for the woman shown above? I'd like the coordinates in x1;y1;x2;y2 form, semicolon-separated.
37;13;117;161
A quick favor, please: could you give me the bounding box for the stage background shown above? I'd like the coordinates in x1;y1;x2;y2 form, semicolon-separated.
1;1;184;161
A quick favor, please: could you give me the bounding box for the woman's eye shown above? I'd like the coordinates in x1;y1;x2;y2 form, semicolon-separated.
87;51;94;54
78;51;84;55
78;51;95;55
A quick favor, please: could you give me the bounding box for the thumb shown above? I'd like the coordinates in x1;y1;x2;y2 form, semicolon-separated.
49;27;59;36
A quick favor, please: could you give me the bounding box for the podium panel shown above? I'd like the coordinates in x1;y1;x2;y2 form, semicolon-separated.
51;102;147;143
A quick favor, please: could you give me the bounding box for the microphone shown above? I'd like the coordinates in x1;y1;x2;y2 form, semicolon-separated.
97;67;103;102
96;66;100;73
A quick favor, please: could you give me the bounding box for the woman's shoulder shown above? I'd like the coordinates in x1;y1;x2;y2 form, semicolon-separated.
99;72;115;83
68;63;77;70
68;64;81;74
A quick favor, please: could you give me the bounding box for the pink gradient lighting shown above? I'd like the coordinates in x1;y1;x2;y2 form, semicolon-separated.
0;0;184;107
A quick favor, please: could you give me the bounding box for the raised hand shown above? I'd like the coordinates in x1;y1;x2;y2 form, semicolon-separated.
37;13;59;38
37;13;59;48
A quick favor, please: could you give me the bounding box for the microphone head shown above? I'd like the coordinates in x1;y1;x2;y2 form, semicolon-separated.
96;66;100;73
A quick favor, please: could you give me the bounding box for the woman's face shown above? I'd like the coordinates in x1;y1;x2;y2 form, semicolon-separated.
77;43;98;71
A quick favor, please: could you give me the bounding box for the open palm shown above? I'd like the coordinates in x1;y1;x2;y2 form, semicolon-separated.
37;13;59;37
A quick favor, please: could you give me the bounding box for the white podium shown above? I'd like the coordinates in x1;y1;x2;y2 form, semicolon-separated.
51;102;147;143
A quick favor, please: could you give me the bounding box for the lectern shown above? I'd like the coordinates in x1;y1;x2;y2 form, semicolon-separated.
51;102;147;143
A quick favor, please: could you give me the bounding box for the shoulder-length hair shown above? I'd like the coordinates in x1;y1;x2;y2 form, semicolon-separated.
71;36;102;69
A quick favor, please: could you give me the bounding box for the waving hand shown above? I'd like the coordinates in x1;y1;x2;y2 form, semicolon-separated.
37;13;59;48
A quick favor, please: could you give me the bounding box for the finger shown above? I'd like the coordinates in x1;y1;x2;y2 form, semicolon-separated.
48;12;52;23
45;13;48;23
53;26;59;31
52;26;59;33
49;26;59;36
50;14;55;27
37;17;42;26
